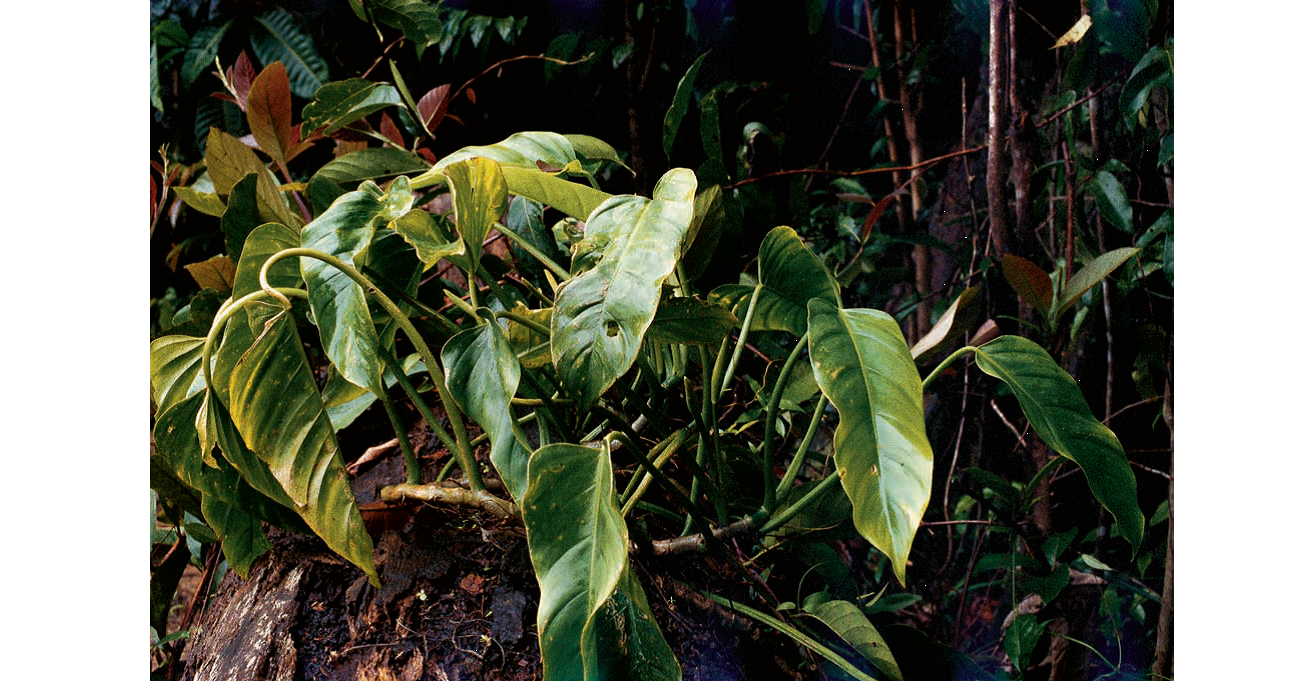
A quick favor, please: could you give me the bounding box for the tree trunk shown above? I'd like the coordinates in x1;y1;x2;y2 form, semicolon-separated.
986;0;1011;257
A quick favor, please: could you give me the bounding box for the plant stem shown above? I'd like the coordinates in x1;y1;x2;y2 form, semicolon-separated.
759;335;809;514
720;284;763;396
922;345;977;393
375;361;422;484
774;395;829;502
259;248;484;491
758;471;843;536
491;221;571;281
379;483;519;520
619;429;689;518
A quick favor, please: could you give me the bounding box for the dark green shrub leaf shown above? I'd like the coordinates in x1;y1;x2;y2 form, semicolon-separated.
182;22;232;88
251;10;329;98
1119;44;1172;130
593;567;682;681
232;223;301;298
646;296;737;345
1003;613;1045;671
803;598;903;681
220;174;261;262
972;336;1144;551
443;310;531;503
301;79;402;136
807;300;933;585
522;443;628;680
308;148;431;213
711;226;840;337
551;168;697;405
224;309;378;583
389;209;464;270
662;51;708;163
200;494;272;577
1090;170;1134;234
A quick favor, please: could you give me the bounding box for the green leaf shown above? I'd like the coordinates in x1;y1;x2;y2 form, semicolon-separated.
389;208;464;270
308;148;431;213
251;10;330;98
972;336;1144;551
442;157;509;272
1003;613;1045;671
563;134;633;175
443;309;531;503
300;178;413;392
182;21;232;88
1119;45;1172;130
1089;170;1134;234
232;222;301;298
551;168;697;406
1002;254;1054;313
200;494;272;577
646;296;737;345
150;336;207;415
1056;247;1139;316
246;62;294;167
807;300;933;586
174;185;228;218
363;0;447;57
415;132;614;220
909;286;982;362
593;566;682;681
301;79;402;136
662;52;708;163
223;309;378;583
804;598;903;681
204;129;300;228
710;226;841;337
151;43;163;113
522;443;627;680
220;174;261;263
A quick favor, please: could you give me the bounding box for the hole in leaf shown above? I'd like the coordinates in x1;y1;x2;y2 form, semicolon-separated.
605;320;620;337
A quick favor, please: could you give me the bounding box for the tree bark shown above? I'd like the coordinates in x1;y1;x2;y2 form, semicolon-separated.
986;0;1011;257
1153;347;1174;678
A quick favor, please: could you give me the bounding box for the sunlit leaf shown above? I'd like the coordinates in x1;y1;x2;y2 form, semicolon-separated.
150;335;207;414
808;300;933;586
551;168;697;405
232;222;301;298
443;309;531;503
1050;14;1092;49
307;148;431;213
389;208;464;270
442;157;508;272
973;336;1144;551
185;255;236;292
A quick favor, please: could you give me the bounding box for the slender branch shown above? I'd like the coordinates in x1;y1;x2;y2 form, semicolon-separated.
1035;79;1117;129
725;144;985;191
379;484;520;520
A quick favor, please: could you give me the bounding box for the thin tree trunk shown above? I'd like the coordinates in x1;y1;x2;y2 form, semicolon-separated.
986;0;1010;257
1007;0;1034;259
1153;346;1174;678
893;0;930;338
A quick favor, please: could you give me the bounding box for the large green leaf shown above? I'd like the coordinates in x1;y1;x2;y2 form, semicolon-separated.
710;226;840;337
523;443;677;680
232;222;301;298
251;10;330;98
307;148;432;214
224;309;379;583
972;336;1143;551
363;0;447;57
646;296;737;345
200;493;272;577
442;309;531;503
150;335;207;414
301;79;402;136
807;300;933;585
442;157;508;272
300;178;413;392
413;131;613;220
182;21;232;88
1089;170;1134;234
220;174;261;263
204;129;301;228
388;208;464;271
662;51;708;162
803;597;903;681
551;168;697;406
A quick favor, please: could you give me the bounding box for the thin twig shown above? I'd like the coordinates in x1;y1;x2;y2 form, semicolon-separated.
989;399;1028;450
1035;80;1116;128
726;144;985;191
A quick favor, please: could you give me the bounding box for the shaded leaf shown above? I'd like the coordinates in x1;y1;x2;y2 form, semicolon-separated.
252;10;329;98
804;598;903;681
1002;254;1053;312
1119;44;1172;130
300;179;413;392
204;129;300;227
364;0;447;57
662;52;708;162
443;309;531;503
1003;613;1046;671
551;168;697;406
1056;247;1139;316
646;296;737;345
182;21;232;88
909;286;982;362
220;173;261;262
710;226;840;337
1089;170;1134;234
973;336;1144;551
389;208;464;270
593;567;682;681
306;148;431;213
247;62;294;166
807;300;933;586
229;51;257;110
200;493;272;577
224;309;378;583
301;79;402;136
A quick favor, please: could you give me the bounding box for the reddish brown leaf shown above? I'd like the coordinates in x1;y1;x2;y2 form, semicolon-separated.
417;148;437;164
229;50;256;111
1002;254;1054;312
417;84;451;132
150;173;160;227
860;193;897;241
379;111;405;148
465;87;476;104
248;62;294;166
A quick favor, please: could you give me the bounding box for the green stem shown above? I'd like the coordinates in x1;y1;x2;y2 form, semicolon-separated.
774;395;829;502
922;345;978;393
760;335;809;514
757;471;843;536
619;429;688;518
490;221;570;282
259;248;485;491
720;284;763;396
495;310;551;338
376;365;422;484
201;287;307;390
